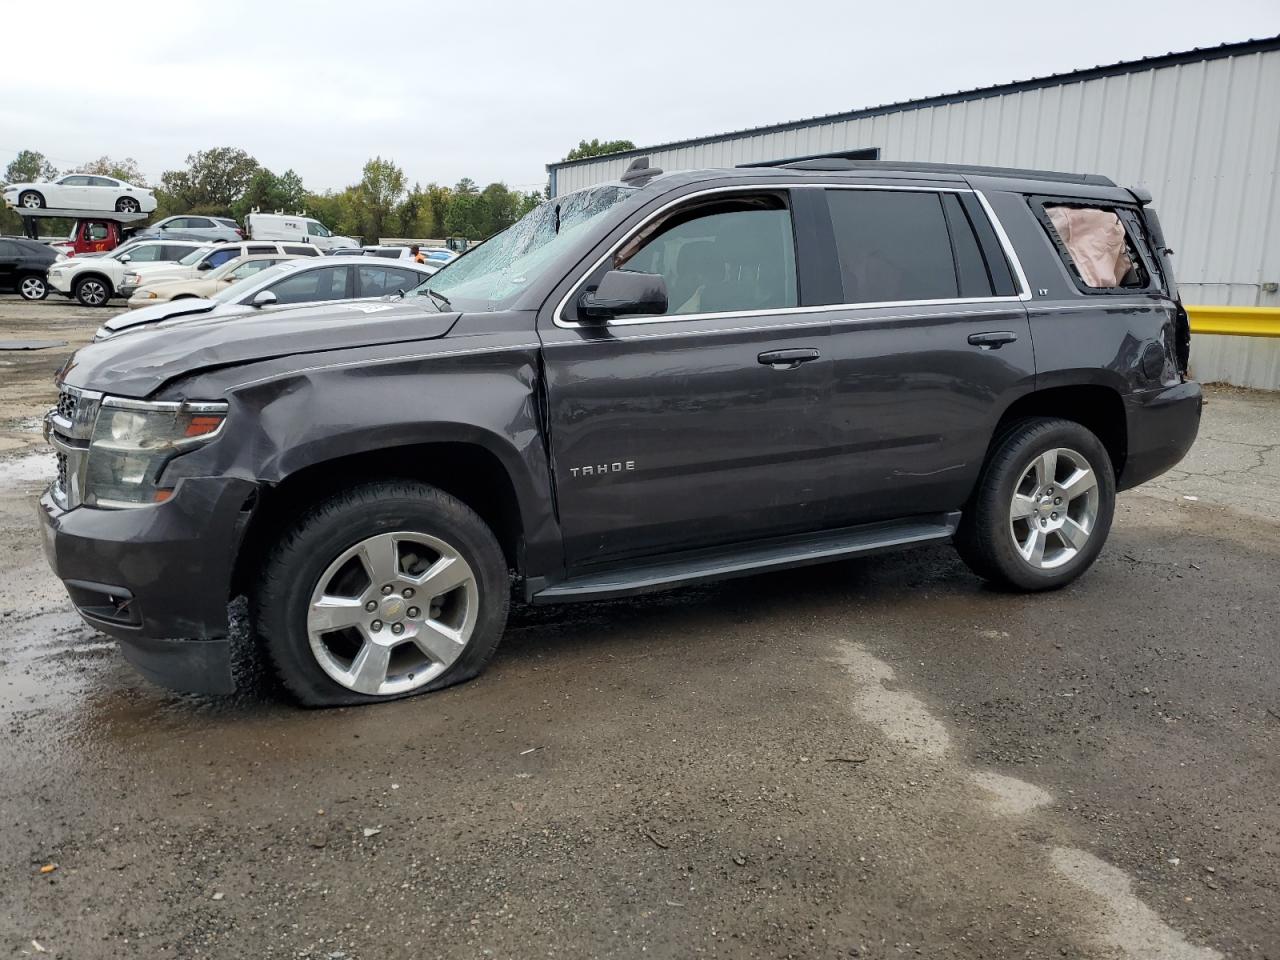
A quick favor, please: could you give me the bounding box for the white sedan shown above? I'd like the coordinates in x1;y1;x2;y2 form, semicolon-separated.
2;174;157;214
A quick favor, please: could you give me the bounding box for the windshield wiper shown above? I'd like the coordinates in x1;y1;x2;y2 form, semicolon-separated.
422;287;451;311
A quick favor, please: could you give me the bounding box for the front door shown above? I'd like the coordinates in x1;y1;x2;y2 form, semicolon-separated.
539;189;832;571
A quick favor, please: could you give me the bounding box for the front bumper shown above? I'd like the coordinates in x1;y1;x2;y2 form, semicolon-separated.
38;475;259;694
46;272;73;295
1117;379;1203;491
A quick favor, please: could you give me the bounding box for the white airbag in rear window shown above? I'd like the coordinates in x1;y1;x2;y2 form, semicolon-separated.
1045;205;1134;288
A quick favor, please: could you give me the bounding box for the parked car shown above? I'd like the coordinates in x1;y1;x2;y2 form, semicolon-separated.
245;212;358;252
0;237;61;299
132;215;243;244
119;241;323;297
39;158;1201;705
3;174;156;214
102;256;437;334
47;240;209;306
127;254;300;307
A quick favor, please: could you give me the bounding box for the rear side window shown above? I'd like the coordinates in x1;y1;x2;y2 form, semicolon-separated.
284;244;321;256
827;190;967;304
614;194;798;316
357;265;419;297
1039;203;1150;291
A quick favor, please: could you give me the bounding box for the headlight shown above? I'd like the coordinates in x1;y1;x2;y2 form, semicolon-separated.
84;398;227;507
124;272;141;285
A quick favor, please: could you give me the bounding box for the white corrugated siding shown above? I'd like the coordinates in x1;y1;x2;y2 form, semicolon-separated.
550;48;1280;388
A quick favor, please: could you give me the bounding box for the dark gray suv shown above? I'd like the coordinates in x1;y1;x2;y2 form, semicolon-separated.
38;158;1201;705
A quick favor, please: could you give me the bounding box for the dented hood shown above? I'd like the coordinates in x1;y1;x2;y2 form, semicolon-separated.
61;298;461;397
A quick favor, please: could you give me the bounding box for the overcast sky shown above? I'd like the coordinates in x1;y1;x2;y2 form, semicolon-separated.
2;1;1275;194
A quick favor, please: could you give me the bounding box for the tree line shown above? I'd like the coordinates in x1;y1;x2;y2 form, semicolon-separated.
2;138;638;243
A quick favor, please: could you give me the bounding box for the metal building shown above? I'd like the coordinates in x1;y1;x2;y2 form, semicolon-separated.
546;36;1280;389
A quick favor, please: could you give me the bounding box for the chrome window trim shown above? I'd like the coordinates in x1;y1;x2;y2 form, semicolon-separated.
552;182;1032;330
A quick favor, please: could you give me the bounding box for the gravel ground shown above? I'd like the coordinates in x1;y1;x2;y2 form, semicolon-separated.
1;294;1277;959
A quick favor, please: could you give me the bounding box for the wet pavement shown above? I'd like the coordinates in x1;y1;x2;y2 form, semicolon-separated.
1;294;1278;959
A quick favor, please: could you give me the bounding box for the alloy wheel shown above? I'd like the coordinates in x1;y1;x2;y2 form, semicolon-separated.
20;192;42;209
1008;447;1099;569
78;280;107;306
306;530;479;696
117;198;140;213
19;276;46;300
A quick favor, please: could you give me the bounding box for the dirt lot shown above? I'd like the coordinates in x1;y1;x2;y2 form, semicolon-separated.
1;293;1277;959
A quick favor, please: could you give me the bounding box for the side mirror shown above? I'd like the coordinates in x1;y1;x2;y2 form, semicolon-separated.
251;290;278;308
197;260;214;271
118;254;131;263
578;269;667;321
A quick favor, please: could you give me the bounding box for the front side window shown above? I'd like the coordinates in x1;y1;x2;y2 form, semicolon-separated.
87;224;109;241
613;195;797;316
205;248;240;268
1042;204;1148;289
123;245;165;262
59;176;90;186
265;266;350;304
225;260;275;281
306;221;331;237
826;190;960;304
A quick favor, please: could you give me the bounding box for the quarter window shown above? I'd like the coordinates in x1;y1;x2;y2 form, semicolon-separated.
614;195;797;316
1042;204;1148;289
826;190;962;304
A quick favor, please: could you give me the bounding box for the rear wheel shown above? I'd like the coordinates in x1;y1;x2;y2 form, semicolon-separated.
18;275;48;300
255;481;509;707
955;418;1115;591
115;196;140;213
18;190;44;209
73;276;111;307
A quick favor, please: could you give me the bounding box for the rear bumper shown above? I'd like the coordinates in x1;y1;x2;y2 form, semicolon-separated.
1117;379;1203;491
37;476;258;695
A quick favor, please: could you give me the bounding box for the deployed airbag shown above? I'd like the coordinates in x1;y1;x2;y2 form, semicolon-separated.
1046;205;1134;287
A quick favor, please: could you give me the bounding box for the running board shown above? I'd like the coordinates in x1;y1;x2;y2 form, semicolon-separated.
533;512;961;603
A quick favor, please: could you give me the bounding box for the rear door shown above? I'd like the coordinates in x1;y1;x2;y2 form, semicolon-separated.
815;184;1035;526
0;240;17;288
538;186;833;570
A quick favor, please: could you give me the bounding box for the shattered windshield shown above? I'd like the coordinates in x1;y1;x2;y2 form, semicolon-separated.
407;184;638;311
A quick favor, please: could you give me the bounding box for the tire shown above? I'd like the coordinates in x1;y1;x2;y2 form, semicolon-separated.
18;275;48;300
18;190;44;209
73;276;111;307
255;480;510;707
955;417;1115;591
115;196;140;213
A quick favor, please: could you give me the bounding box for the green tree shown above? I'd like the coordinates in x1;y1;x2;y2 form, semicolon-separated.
453;177;478;196
73;156;147;184
158;147;261;214
358;156;406;242
564;138;636;161
4;149;58;184
233;167;309;220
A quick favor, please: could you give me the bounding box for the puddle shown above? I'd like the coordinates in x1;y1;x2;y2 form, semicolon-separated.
0;449;55;487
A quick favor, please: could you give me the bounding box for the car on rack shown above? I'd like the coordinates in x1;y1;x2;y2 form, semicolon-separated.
127;254;300;306
39;157;1201;706
0;237;62;300
101;256;437;336
3;174;157;214
47;239;207;306
118;241;324;299
131;215;244;244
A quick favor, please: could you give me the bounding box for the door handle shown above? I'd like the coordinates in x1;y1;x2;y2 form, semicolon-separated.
758;348;820;369
967;331;1018;349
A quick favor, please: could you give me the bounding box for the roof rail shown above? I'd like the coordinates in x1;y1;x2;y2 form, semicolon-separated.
775;157;1116;186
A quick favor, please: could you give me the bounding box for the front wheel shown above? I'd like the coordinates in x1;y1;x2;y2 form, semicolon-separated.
255;481;510;707
955;418;1115;591
73;276;111;307
18;190;44;209
18;275;48;300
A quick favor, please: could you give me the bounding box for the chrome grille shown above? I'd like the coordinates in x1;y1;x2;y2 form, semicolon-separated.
47;386;102;510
